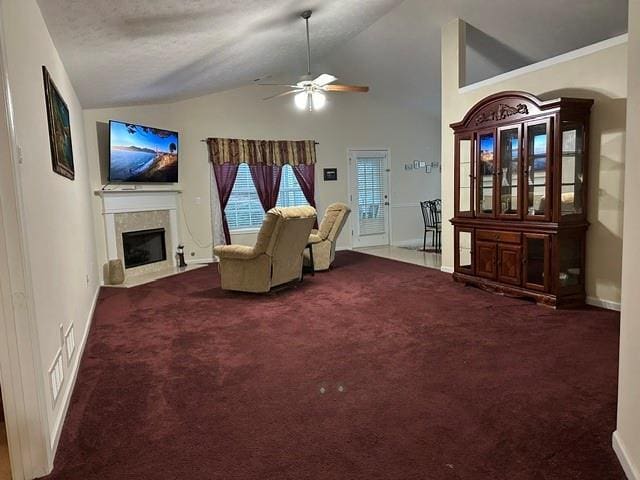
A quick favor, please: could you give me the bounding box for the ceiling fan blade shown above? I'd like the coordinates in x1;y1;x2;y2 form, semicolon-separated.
257;83;300;88
324;84;370;93
313;74;337;86
263;90;302;101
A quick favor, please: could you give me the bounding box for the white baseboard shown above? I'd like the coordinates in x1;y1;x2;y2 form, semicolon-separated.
49;286;100;454
613;430;639;480
440;266;454;274
336;246;352;252
586;296;621;311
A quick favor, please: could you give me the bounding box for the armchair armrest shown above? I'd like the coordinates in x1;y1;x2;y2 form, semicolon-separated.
213;244;258;260
308;233;323;244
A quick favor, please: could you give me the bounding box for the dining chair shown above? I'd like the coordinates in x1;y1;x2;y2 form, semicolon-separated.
420;199;441;252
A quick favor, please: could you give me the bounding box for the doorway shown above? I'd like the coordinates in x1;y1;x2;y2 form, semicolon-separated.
349;150;390;248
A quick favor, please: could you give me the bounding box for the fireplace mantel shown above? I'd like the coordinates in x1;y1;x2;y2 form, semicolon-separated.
95;188;182;273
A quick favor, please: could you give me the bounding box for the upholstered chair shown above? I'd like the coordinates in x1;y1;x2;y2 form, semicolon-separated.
213;206;317;293
304;203;351;271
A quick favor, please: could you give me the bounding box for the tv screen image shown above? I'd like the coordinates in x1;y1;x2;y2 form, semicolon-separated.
109;120;179;182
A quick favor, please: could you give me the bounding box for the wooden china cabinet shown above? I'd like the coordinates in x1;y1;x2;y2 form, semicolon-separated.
450;91;593;308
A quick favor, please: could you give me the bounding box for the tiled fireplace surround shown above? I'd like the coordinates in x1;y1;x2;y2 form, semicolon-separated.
96;189;181;282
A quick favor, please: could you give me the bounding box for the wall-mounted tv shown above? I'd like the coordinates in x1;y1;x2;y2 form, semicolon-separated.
109;120;179;183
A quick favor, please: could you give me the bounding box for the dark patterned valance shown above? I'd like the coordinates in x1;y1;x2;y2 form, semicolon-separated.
206;138;316;166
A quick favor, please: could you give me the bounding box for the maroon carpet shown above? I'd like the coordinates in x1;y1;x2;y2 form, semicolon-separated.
43;252;624;479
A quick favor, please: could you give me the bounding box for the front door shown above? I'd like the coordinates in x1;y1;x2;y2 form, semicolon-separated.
350;150;390;248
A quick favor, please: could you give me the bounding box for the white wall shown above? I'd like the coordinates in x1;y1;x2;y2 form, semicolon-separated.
84;85;441;274
441;19;627;306
0;0;99;465
614;1;640;478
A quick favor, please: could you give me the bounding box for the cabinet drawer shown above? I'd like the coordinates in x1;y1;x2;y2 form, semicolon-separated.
476;229;521;244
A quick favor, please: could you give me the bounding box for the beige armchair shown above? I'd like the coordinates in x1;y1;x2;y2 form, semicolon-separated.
213;206;317;292
304;202;351;271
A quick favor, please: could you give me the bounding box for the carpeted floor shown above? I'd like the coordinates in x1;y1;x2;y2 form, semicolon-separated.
43;251;624;479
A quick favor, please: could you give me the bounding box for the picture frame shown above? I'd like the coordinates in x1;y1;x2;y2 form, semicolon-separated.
43;66;75;180
323;168;337;181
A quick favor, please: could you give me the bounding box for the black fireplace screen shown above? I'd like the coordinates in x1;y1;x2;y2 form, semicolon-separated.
122;228;167;269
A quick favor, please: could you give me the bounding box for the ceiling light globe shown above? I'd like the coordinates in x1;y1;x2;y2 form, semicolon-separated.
294;91;309;110
312;91;326;110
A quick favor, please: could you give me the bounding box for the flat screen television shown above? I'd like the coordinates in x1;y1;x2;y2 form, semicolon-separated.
108;120;179;183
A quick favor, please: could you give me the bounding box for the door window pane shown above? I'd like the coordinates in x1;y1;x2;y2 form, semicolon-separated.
527;123;548;216
561;124;585;215
357;157;386;236
479;133;495;214
499;128;520;215
459;139;472;214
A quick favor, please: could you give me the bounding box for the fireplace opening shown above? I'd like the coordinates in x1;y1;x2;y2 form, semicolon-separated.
122;228;167;269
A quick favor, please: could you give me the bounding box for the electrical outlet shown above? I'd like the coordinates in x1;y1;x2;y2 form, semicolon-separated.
194;196;201;205
85;274;90;286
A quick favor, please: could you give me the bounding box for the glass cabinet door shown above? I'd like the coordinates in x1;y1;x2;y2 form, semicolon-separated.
557;231;584;293
455;135;474;216
523;233;549;291
498;126;521;217
477;131;495;216
455;227;473;274
525;119;551;219
560;122;585;217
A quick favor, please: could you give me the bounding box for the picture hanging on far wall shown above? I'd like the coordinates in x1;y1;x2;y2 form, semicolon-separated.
323;168;338;181
42;66;74;180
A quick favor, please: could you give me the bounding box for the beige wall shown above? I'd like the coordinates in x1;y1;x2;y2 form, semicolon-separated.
614;1;640;477
84;86;441;275
441;19;627;306
0;0;99;455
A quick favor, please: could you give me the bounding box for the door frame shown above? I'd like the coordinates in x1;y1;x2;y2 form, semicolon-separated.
347;149;391;248
0;5;52;477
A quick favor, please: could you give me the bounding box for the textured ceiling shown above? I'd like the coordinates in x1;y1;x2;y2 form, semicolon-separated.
37;0;628;111
36;0;403;108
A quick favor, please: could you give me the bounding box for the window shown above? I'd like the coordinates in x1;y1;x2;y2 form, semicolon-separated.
277;165;309;208
225;164;264;230
226;164;309;231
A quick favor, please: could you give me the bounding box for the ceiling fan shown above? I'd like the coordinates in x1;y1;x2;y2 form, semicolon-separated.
258;10;370;111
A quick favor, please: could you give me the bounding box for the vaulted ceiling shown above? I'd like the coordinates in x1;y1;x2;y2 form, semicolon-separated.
37;0;628;112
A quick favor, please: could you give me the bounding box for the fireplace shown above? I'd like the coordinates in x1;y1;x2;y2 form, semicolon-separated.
122;228;167;269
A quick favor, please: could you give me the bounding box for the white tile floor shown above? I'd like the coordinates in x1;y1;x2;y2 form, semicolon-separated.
354;245;442;270
0;422;10;480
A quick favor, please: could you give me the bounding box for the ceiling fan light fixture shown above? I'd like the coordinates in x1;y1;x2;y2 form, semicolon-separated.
294;91;309;110
312;91;326;110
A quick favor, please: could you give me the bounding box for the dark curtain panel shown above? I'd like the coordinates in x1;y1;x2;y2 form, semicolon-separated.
292;163;318;227
249;164;282;212
213;163;239;245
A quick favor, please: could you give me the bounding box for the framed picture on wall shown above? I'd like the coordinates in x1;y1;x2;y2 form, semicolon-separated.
42;66;75;180
323;168;337;181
